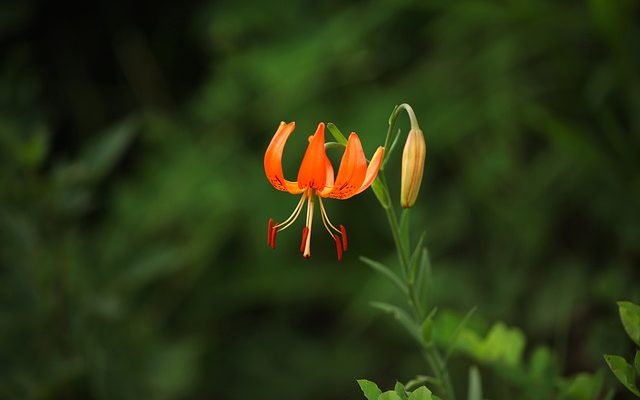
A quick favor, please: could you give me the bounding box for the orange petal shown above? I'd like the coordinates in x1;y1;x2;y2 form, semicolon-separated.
264;122;305;194
355;146;384;194
297;123;329;190
324;133;367;199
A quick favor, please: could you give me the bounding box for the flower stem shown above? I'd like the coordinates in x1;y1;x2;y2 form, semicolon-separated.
376;171;456;400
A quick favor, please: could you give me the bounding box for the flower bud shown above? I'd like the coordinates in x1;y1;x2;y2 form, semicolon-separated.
400;128;426;208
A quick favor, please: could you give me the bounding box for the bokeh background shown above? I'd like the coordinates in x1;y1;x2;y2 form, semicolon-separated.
1;0;639;399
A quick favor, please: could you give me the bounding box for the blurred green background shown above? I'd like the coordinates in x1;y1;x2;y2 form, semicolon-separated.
1;0;639;399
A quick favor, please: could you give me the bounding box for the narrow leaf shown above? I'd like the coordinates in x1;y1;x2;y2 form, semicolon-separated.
360;256;407;294
327;123;348;145
405;376;439;391
408;386;433;400
408;232;426;283
604;354;640;396
371;301;420;342
371;178;391;209
357;379;382;400
421;307;438;344
415;248;432;308
444;306;478;362
635;350;640;375
467;366;482;400
618;301;640;347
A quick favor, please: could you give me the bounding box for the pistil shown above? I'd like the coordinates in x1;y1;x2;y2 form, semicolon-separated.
302;190;314;258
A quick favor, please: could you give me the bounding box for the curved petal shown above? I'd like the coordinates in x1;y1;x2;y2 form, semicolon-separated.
297;123;329;190
322;133;367;199
355;146;384;195
264;121;305;194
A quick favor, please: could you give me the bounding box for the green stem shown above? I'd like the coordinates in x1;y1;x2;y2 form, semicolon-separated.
376;171;456;400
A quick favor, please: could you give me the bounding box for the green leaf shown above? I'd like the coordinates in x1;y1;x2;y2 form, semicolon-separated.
371;301;420;342
20;126;49;168
618;301;640;347
55;117;138;187
83;117;138;181
360;256;407;295
467;366;482;400
327;122;348;145
444;306;478;361
379;391;403;400
395;381;408;400
604;354;640;397
414;248;432;308
408;232;426;283
408;386;433;400
559;372;604;400
635;350;640;375
455;321;524;367
357;379;382;400
421;307;438;344
405;376;439;391
371;177;390;209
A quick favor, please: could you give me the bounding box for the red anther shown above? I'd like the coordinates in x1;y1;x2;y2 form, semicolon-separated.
300;226;309;253
333;234;343;261
267;218;274;247
270;227;278;249
339;224;348;251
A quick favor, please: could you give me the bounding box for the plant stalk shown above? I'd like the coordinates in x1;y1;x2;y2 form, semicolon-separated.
377;170;456;400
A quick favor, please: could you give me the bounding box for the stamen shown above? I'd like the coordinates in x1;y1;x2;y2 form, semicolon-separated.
267;218;274;247
318;196;348;255
333;234;343;261
274;195;306;233
300;227;309;253
270;227;278;249
318;197;341;234
340;224;348;251
318;200;336;238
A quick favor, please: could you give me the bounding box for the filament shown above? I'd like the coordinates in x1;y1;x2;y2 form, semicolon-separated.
318;197;341;234
275;194;307;233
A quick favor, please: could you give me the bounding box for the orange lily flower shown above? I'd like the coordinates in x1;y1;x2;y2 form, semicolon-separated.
265;121;384;260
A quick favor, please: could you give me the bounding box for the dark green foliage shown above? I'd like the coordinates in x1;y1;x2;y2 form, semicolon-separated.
0;0;639;399
605;301;640;397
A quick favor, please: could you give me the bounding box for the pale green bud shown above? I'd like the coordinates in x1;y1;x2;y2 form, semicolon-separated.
400;128;426;208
